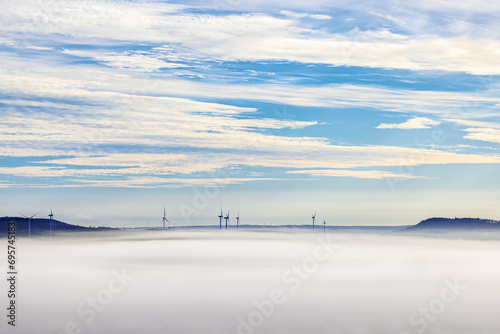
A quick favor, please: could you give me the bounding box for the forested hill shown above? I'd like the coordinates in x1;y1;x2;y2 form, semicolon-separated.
405;217;500;231
0;216;113;236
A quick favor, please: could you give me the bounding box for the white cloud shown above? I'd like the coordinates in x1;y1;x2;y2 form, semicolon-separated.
286;169;418;179
279;10;332;20
309;14;332;20
3;57;496;120
0;55;499;188
1;0;500;188
61;49;188;72
376;117;441;129
0;175;281;188
63;177;281;188
1;90;499;185
446;119;500;129
2;0;500;74
463;128;500;144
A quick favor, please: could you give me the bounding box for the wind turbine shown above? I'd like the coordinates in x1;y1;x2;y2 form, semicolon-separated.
48;209;54;240
236;212;240;229
19;211;40;239
323;219;327;235
224;211;230;230
162;207;171;229
218;208;223;230
312;211;317;229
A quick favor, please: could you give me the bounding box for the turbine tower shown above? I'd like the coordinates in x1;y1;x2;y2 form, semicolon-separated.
224;211;229;230
48;209;54;240
323;219;327;234
236;212;240;229
20;211;40;239
312;211;317;229
162;207;171;229
218;208;223;230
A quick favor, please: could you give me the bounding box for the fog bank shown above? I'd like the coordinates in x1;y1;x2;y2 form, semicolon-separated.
2;231;500;334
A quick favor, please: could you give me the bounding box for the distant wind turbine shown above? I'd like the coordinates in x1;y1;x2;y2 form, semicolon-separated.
48;209;54;240
323;219;327;234
236;212;240;229
162;207;171;229
224;211;230;230
218;208;223;230
19;211;40;239
312;211;317;229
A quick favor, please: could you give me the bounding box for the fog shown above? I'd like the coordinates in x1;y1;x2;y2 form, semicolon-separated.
2;231;500;334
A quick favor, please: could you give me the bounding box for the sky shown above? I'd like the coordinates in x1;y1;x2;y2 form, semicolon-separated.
0;0;500;227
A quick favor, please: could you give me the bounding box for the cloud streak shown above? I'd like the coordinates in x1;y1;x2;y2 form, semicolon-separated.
376;117;441;129
3;0;500;74
463;128;500;144
286;169;419;179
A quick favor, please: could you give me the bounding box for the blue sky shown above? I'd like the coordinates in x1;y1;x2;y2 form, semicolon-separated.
1;0;500;227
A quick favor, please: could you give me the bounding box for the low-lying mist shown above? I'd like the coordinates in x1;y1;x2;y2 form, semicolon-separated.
2;230;500;334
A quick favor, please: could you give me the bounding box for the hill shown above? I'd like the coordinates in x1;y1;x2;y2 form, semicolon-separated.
404;217;500;231
0;216;114;236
